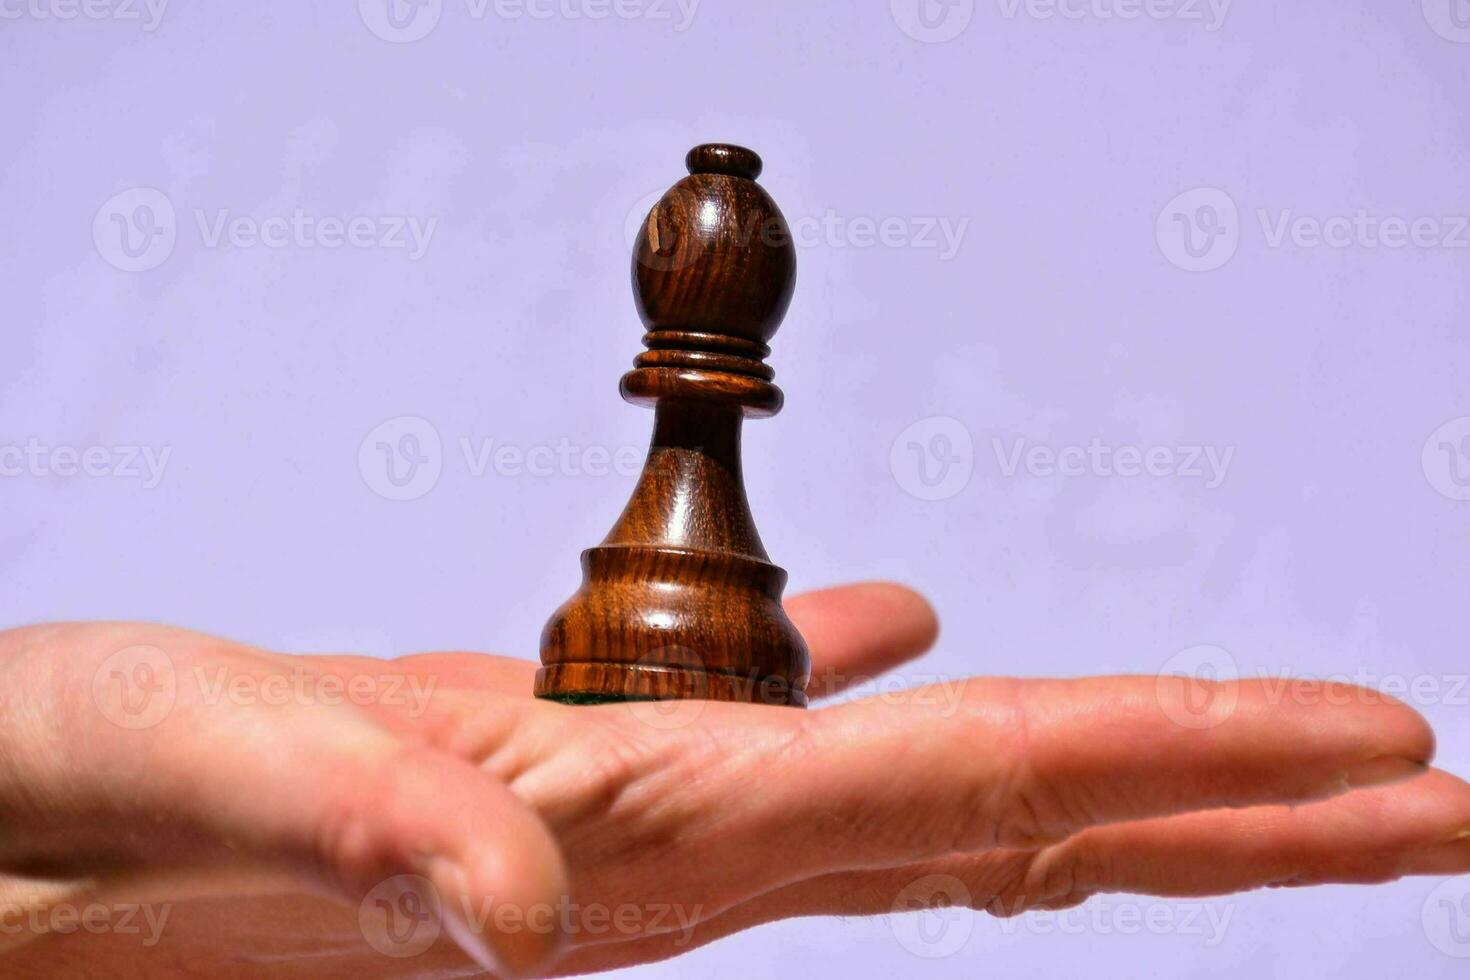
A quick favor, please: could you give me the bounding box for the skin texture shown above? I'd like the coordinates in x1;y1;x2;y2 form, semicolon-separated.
0;582;1465;978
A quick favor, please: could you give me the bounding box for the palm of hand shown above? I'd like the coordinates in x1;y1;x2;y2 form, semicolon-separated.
2;584;1466;979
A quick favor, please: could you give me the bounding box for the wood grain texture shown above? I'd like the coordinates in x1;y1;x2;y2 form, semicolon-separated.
536;144;809;707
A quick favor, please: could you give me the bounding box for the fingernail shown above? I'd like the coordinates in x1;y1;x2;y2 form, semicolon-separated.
427;857;507;976
1344;757;1428;789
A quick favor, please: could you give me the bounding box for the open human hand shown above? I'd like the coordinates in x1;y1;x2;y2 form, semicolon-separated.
2;583;1466;978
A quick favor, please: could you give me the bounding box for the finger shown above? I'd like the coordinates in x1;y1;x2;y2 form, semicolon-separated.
765;675;1435;869
785;582;939;698
1;623;569;976
729;767;1470;917
303;650;538;700
345;580;940;710
994;765;1470;904
522;673;1432;940
553;768;1470;975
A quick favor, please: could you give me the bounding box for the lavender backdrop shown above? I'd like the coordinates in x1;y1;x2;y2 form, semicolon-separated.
3;0;1470;976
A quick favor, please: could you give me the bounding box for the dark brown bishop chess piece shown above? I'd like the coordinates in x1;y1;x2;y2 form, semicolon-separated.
535;143;810;707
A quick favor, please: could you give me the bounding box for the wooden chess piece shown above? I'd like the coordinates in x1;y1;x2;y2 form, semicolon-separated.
535;143;810;707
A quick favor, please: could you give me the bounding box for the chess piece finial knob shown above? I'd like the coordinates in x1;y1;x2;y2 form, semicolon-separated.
624;143;796;418
535;143;809;707
633;143;794;341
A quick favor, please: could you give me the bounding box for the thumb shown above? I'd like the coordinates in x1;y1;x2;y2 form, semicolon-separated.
4;622;569;976
297;743;570;977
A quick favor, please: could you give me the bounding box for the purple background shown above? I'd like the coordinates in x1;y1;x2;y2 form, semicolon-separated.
4;0;1470;975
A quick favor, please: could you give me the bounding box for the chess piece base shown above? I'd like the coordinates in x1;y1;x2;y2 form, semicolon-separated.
534;663;807;707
